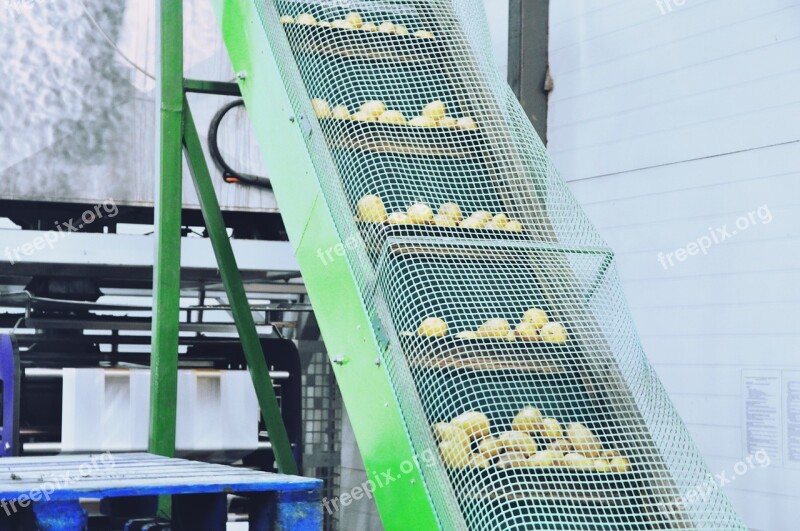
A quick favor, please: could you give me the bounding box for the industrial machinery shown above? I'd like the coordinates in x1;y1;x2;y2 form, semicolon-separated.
208;0;747;529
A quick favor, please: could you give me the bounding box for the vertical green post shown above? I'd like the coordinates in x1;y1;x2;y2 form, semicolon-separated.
149;0;183;460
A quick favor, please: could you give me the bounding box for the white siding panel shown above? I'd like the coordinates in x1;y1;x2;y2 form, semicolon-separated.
549;1;800;529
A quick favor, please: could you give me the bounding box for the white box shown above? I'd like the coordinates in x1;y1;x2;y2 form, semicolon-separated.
61;369;259;453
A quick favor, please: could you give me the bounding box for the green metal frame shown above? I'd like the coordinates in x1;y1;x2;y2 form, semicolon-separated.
149;0;298;477
210;0;441;528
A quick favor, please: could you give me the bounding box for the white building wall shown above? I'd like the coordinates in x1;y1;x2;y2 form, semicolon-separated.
547;1;800;530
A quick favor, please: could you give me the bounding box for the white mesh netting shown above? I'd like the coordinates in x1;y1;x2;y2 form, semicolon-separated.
255;1;746;529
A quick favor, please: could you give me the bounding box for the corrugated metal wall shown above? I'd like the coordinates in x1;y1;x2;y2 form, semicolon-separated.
547;1;800;530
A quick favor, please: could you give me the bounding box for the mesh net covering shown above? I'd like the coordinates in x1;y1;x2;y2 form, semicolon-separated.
255;1;746;529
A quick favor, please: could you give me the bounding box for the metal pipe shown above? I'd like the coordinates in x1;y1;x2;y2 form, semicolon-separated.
149;0;184;462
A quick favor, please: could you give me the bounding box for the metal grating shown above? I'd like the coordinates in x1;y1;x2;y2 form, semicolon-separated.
254;1;746;529
302;349;343;531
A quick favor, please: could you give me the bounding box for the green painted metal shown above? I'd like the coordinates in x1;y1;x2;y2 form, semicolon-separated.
212;1;441;528
148;0;183;461
183;79;242;96
182;99;298;476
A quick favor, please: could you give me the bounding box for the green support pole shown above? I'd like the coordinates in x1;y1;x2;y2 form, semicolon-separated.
182;99;299;475
149;0;183;460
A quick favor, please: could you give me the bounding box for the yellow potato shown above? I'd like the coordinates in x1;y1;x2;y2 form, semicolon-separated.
438;202;463;222
418;317;447;338
491;213;509;228
357;194;387;223
484;220;504;230
459;217;485;229
594;458;612;473
505;331;517;342
345;11;363;28
331;19;354;30
377;110;406;125
415;29;435;39
540;322;568;344
470;211;493;223
547;439;573;455
478;318;510;338
311;98;331;119
455;330;479;340
387;212;409;225
432;422;451;441
522;308;549;329
512;406;543;434
439;116;458;128
423;100;446;122
295;13;317;25
469;453;491;469
610;456;631;473
562;452;594;470
279;15;294;24
529;450;557;467
439;439;470;469
331;104;351;120
514;321;541;341
457;117;478;130
361;22;378;32
496;452;529;469
394;24;409;36
451;411;491;440
432;214;458;227
407;203;434;224
318;21;331;28
478;436;503;459
378;21;396;34
505;220;524;232
498;431;537;456
351;110;376;122
540;418;563;440
360;100;386;118
603;449;621;459
567;422;602;458
408;115;437;127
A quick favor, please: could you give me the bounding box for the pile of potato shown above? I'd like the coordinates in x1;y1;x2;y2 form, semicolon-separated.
281;11;435;39
435;409;630;473
418;307;568;345
356;195;524;232
312;99;478;130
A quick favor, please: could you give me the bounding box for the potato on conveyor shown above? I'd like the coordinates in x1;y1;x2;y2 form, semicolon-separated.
540;322;568;344
451;411;491;440
567;422;602;458
511;406;543;434
498;431;537;455
478;318;510;338
418;317;447;338
357;194;387;223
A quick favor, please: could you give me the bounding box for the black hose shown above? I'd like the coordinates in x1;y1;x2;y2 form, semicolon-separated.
208;99;273;189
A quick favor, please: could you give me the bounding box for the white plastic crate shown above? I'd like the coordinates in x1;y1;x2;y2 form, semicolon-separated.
61;369;259;453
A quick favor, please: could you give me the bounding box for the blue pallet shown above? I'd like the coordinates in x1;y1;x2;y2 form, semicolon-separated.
0;453;322;530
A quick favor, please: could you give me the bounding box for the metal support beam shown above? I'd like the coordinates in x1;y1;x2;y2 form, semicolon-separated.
149;0;183;461
182;98;298;475
508;0;551;142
